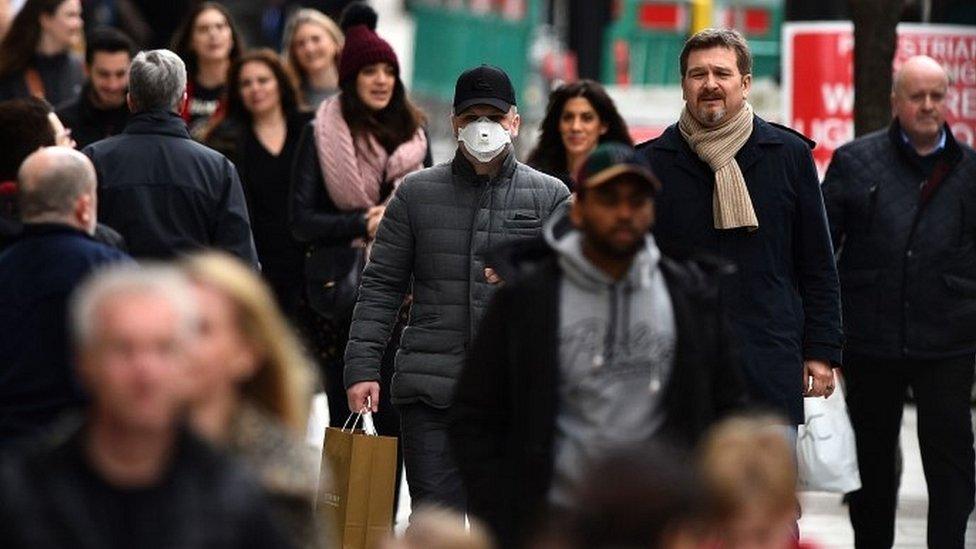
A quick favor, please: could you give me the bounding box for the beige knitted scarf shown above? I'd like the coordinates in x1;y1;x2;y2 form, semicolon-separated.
678;102;758;230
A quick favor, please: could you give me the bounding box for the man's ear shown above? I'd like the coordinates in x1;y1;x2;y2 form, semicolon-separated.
75;193;93;229
509;112;521;139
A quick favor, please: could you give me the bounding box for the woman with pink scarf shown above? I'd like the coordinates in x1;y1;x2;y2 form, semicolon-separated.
289;2;428;493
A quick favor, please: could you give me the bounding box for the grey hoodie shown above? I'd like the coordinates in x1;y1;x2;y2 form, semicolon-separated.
545;216;676;507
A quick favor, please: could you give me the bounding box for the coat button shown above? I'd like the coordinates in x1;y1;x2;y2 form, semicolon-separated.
906;249;913;258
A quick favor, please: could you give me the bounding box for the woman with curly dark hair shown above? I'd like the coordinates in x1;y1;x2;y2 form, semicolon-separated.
170;1;244;140
0;0;83;106
526;79;632;189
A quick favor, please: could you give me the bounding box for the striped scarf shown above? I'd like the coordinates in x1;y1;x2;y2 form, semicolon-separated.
678;102;758;230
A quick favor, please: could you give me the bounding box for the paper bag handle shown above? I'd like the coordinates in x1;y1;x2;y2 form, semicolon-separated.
341;410;364;432
341;396;379;436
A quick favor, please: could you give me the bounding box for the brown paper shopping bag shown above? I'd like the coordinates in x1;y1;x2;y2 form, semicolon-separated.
318;412;398;549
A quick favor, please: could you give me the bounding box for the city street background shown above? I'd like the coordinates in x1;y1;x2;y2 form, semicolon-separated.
368;2;976;545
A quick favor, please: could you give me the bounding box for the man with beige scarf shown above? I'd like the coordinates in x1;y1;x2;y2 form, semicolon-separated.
637;29;842;430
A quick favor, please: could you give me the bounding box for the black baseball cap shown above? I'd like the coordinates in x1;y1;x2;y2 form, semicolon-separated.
453;64;517;114
577;142;661;194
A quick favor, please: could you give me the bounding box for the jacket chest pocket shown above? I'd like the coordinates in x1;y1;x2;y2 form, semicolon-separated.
502;213;544;240
503;213;542;229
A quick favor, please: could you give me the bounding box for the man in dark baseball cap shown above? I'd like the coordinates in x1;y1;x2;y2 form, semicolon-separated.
570;142;661;264
450;65;523;176
343;60;569;519
453;64;517;114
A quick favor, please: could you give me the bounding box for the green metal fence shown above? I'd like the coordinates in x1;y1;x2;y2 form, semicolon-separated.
409;1;540;105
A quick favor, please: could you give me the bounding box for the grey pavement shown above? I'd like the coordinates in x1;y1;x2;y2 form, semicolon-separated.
799;405;976;548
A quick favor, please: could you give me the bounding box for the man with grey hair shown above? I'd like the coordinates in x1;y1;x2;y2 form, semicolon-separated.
0;147;130;448
82;49;258;266
0;265;290;547
823;55;976;548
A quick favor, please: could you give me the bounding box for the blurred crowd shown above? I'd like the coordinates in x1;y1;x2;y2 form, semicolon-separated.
0;1;973;548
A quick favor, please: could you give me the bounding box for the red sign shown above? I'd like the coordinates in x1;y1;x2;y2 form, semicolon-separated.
783;23;976;176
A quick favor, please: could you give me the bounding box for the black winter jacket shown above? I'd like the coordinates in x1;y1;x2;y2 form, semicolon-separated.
83;110;258;266
823;121;976;359
450;240;747;547
0;422;292;548
638;116;842;424
0;225;129;446
344;151;570;407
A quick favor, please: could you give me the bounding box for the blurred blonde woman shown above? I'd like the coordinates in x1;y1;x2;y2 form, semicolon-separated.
182;252;321;548
698;416;814;549
282;8;343;109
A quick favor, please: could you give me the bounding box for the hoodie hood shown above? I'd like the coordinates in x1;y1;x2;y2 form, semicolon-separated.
543;209;661;292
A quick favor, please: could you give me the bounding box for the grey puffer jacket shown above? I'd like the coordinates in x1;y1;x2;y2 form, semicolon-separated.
344;150;570;408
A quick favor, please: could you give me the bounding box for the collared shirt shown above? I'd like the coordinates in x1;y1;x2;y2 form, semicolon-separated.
901;127;946;156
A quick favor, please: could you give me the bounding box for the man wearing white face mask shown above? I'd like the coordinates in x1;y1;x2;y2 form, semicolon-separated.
344;64;570;516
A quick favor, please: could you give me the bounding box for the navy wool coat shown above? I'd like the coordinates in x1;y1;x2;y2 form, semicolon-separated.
637;116;843;424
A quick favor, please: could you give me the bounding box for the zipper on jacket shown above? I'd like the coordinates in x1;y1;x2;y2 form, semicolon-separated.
899;183;927;357
466;181;494;344
622;285;631;353
603;284;619;366
486;180;495;252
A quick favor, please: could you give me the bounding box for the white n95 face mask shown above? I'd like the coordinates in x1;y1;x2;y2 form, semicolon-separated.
457;117;511;163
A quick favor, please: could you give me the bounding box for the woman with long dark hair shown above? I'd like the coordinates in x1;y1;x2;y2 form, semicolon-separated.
204;49;311;321
0;0;83;106
527;79;632;189
170;1;244;139
290;2;429;503
281;8;343;110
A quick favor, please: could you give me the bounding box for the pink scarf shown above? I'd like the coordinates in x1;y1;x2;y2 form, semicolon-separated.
314;96;428;210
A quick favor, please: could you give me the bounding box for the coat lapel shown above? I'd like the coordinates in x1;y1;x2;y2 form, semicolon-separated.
735;118;781;174
735;137;765;174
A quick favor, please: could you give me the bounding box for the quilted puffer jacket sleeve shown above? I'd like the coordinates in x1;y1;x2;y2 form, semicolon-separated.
546;181;571;218
343;179;415;388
